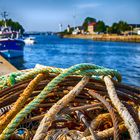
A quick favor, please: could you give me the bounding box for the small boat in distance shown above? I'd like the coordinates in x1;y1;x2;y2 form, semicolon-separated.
24;37;36;45
0;12;25;58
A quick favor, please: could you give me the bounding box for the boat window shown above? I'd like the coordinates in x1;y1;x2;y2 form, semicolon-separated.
0;33;17;39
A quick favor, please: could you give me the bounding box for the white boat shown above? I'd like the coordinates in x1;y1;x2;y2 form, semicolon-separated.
24;37;36;44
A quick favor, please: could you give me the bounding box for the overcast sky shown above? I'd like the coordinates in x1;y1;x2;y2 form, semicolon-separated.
0;0;140;31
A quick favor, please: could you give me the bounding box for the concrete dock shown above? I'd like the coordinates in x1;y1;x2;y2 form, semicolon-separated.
0;55;17;76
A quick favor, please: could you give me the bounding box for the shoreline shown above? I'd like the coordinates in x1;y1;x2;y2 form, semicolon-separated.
63;34;140;43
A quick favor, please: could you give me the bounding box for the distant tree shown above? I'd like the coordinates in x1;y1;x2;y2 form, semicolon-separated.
82;17;96;31
0;19;24;34
106;25;110;34
110;22;120;34
95;20;106;33
108;21;131;34
0;20;4;26
117;21;131;32
107;26;113;34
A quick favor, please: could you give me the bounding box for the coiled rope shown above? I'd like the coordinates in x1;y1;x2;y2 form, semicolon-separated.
0;63;139;140
88;90;120;140
0;64;121;90
104;76;140;140
0;63;121;140
0;73;46;133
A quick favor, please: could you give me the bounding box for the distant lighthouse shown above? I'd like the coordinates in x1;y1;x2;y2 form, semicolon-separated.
59;23;62;32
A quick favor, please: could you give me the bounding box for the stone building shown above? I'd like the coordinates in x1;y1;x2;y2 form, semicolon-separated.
87;22;96;34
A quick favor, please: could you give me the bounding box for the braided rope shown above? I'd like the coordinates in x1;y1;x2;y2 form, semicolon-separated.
0;63;121;139
88;90;120;140
84;124;126;139
0;66;63;90
104;76;140;140
0;71;25;89
15;67;63;82
0;63;121;90
0;73;45;133
79;69;121;82
33;76;89;140
83;113;111;136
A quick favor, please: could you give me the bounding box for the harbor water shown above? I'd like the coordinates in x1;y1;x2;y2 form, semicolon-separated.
9;35;140;87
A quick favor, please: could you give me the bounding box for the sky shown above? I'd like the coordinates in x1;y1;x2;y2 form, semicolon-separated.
0;0;140;31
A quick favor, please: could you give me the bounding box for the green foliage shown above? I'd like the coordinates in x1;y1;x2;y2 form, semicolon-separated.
0;20;5;26
108;21;131;34
109;22;119;34
82;17;96;31
95;20;106;33
0;19;24;34
118;21;131;31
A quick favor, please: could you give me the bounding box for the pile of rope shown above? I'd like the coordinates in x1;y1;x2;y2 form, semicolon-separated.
0;63;139;140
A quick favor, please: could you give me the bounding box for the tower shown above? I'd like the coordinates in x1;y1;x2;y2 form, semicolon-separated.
59;23;62;32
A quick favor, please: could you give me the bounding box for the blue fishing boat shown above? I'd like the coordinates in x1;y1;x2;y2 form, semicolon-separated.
0;12;25;58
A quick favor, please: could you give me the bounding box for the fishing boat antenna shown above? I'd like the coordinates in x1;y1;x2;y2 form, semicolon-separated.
1;11;8;27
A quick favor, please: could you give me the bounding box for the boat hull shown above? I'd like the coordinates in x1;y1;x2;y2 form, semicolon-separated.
0;49;23;58
0;39;25;58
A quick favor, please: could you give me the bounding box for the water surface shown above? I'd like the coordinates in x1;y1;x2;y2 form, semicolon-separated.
9;35;140;87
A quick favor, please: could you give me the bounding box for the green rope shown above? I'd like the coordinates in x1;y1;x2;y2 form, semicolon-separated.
79;69;121;82
0;66;64;90
0;72;24;90
8;74;17;86
0;63;121;139
0;64;121;90
15;67;63;83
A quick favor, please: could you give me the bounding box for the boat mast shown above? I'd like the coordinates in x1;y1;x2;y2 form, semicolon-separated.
73;10;76;30
1;11;8;27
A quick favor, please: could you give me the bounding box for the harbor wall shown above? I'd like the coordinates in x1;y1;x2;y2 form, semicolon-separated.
0;55;17;76
63;34;140;43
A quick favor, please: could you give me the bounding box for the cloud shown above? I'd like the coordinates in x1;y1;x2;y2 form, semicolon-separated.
77;3;101;9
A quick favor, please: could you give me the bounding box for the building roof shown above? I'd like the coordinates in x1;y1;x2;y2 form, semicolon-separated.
77;26;84;30
88;22;96;26
129;24;140;28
